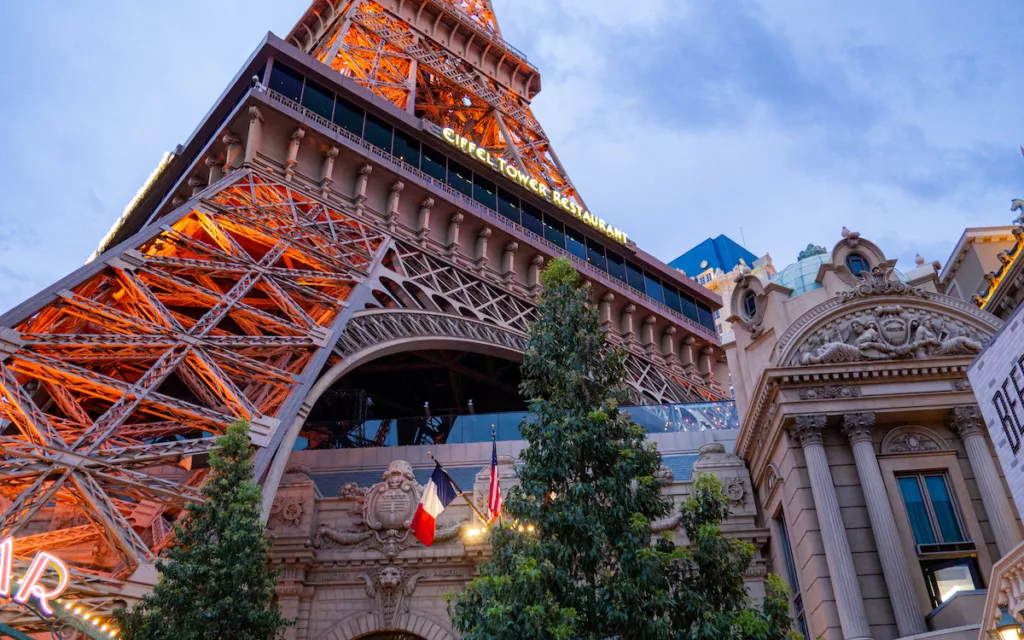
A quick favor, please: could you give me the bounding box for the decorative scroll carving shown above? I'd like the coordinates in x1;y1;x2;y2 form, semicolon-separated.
952;378;972;391
881;426;948;454
797;305;986;365
268;495;306;528
361;564;420;628
798;385;861;400
836;264;926;303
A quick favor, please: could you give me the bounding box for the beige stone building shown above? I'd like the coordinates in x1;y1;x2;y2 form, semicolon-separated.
941;222;1024;320
726;229;1020;639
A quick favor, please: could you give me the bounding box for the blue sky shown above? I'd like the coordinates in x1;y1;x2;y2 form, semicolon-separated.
0;0;1021;312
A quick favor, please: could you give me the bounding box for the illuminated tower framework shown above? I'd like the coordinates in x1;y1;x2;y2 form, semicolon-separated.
0;0;728;628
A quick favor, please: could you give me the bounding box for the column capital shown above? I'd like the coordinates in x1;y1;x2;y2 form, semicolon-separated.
948;405;984;439
791;414;827;447
842;412;876;445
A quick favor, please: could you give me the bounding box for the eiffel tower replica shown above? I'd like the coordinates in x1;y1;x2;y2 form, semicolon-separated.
0;0;728;628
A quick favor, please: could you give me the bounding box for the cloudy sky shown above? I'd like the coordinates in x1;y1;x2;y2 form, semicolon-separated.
0;0;1021;312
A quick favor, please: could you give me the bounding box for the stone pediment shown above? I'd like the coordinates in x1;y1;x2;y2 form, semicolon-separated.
776;293;1000;367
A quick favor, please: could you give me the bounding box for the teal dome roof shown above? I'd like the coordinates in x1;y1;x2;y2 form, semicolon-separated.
773;253;828;295
772;252;910;297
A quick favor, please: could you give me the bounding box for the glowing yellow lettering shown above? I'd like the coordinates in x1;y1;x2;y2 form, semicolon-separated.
0;537;11;598
598;220;607;232
497;157;508;173
485;151;497;167
459;137;470;152
475;147;488;163
515;170;530;187
442;128;457;143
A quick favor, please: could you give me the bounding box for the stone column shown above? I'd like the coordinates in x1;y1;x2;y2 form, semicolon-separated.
598;293;615;333
205;155;224;185
791;415;873;640
446;212;463;258
679;335;696;370
222;132;242;173
385;181;404;230
353;164;372;214
284;128;305;181
319;146;339;197
661;326;678;368
620;304;636;345
474;227;491;273
416;197;433;248
950;406;1022;556
642;316;657;356
842;413;926;637
528;255;544;296
501;241;518;284
244;106;264;165
187;174;206;197
698;346;714;383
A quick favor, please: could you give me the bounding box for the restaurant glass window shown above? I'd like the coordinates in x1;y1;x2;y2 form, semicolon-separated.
697;301;715;330
679;293;699;323
565;226;587;261
587;238;607;272
521;201;544;236
497;188;520;224
473;174;498;210
421;145;447;182
392;128;421;167
645;272;665;304
446;159;474;197
364;113;394;153
544;217;565;249
333;95;364;135
625;261;646;294
301;78;334;120
269;61;303;102
606;250;627;283
663;284;683;314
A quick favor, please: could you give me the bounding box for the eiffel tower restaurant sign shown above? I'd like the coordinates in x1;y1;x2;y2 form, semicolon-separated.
440;128;629;245
0;537;71;616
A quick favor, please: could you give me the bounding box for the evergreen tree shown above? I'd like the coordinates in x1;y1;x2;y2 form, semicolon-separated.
448;258;799;640
116;420;291;640
449;258;673;639
659;473;799;640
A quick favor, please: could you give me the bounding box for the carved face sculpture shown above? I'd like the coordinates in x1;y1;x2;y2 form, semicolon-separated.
850;320;865;336
379;566;402;591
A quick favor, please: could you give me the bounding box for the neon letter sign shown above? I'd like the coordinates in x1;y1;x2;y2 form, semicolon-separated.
0;536;70;616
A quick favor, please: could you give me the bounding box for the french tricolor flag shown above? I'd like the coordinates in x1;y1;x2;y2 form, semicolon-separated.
410;463;458;546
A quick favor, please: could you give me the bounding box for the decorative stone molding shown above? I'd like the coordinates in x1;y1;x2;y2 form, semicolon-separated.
360;564;420;629
951;377;972;391
269;494;306;529
790;414;827;447
205;154;225;184
948;405;985;439
881;426;948;454
798;385;861;400
416;197;434;247
319;146;339;196
796;304;985;366
729;274;768;338
474;227;491;273
385;181;404;230
445;212;463;258
501;241;518;284
841;412;875;445
285;128;306;181
222;132;242;172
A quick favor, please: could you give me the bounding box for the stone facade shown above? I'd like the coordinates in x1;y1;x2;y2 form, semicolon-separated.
269;432;765;640
727;230;1021;640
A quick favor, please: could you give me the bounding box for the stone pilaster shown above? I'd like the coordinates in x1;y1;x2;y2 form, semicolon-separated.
528;255;544;296
791;414;873;640
679;335;696;371
319;147;339;197
353;164;372;214
598;293;615;333
222;132;242;173
416;197;433;248
285;128;305;182
474;227;491;274
620;304;636;346
642;315;657;356
386;181;404;230
842;413;926;637
445;212;463;259
205;155;224;185
698;346;714;384
245;106;264;165
661;326;678;368
501;241;518;284
949;406;1022;556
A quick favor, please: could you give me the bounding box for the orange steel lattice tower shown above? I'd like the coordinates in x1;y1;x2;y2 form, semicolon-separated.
288;0;583;204
0;0;727;626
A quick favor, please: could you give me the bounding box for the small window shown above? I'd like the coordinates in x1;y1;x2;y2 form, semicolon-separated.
364;113;394;152
663;284;683;314
393;129;421;167
473;174;497;210
565;226;587;261
898;474;967;547
743;290;757;318
921;557;982;608
543;217;565;249
644;272;665;304
586;238;607;272
269;61;303;102
777;515;809;639
301;78;334;120
332;95;364;135
846;253;869;276
521;201;543;236
497;188;520;223
679;293;699;323
421;145;447;182
446;159;473;197
625;261;646;294
606;250;627;283
697;302;715;330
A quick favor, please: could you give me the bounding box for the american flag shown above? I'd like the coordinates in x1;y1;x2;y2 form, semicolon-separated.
487;433;503;525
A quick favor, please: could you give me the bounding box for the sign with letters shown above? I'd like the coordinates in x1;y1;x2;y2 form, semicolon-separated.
439;128;629;245
968;303;1024;512
0;536;70;616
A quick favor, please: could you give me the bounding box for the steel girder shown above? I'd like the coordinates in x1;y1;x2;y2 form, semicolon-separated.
303;0;580;202
0;169;386;581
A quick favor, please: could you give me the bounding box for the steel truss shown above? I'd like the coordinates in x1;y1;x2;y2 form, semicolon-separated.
294;0;581;203
0;169;386;585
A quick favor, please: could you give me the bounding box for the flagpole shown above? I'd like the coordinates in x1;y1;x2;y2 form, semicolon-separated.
492;424;503;527
427;451;489;525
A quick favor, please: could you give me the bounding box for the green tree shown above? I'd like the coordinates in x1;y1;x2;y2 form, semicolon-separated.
449;258;673;639
116;420;291;640
659;473;799;640
448;258;799;640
